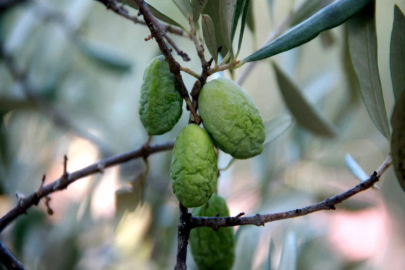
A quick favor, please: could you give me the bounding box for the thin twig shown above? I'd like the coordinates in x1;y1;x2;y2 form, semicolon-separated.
0;242;25;270
134;0;201;124
187;16;210;118
0;140;175;233
180;66;200;79
190;159;390;228
95;0;185;37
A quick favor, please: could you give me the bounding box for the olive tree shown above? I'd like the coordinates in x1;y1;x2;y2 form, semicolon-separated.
0;0;404;269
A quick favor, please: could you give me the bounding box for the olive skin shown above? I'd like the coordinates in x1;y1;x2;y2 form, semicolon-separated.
199;78;265;159
190;194;235;270
170;124;218;208
139;55;183;135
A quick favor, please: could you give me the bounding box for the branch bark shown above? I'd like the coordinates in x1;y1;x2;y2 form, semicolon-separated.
190;171;380;228
174;204;191;270
173;156;391;269
0;140;174;233
0;242;25;270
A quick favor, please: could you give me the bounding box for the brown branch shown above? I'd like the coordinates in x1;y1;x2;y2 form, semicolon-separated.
174;203;191;270
190;169;385;228
0;242;25;270
172;156;391;268
0;140;174;233
134;0;201;124
95;0;185;37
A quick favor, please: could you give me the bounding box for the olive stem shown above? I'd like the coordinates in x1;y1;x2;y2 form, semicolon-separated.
208;60;241;75
180;66;200;79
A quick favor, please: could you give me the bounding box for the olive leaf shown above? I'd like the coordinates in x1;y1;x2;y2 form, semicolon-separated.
391;91;405;192
231;0;245;42
265;239;275;270
236;0;251;56
203;0;228;56
390;5;405;101
345;154;379;189
348;1;390;139
172;0;192;18
267;0;274;24
264;115;293;145
76;39;132;73
243;0;371;62
191;0;208;25
202;14;218;64
246;0;256;49
272;63;337;138
219;0;237;56
278;232;297;270
120;0;186;31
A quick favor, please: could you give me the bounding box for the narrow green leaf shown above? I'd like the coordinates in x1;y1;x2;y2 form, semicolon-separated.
121;0;185;30
191;0;208;25
345;154;368;181
202;14;218;64
264;115;293;145
265;239;275;270
267;0;274;24
236;0;250;55
203;0;228;56
390;5;405;101
231;0;245;42
76;39;132;73
173;0;192;18
243;0;371;62
219;0;237;55
345;154;379;189
272;63;337;137
278;232;296;270
246;0;256;49
348;1;390;139
391;91;405;192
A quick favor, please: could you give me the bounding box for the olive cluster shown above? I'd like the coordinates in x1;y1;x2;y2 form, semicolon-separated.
139;56;265;270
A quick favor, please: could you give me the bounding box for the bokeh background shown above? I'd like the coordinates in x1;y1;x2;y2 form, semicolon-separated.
0;0;405;269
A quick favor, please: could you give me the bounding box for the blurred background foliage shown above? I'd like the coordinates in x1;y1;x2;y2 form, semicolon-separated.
0;0;405;269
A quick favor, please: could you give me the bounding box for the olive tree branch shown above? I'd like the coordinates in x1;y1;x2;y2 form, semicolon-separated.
0;242;25;270
174;203;191;270
134;0;201;124
191;156;391;228
0;140;174;234
95;0;186;37
174;156;391;269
